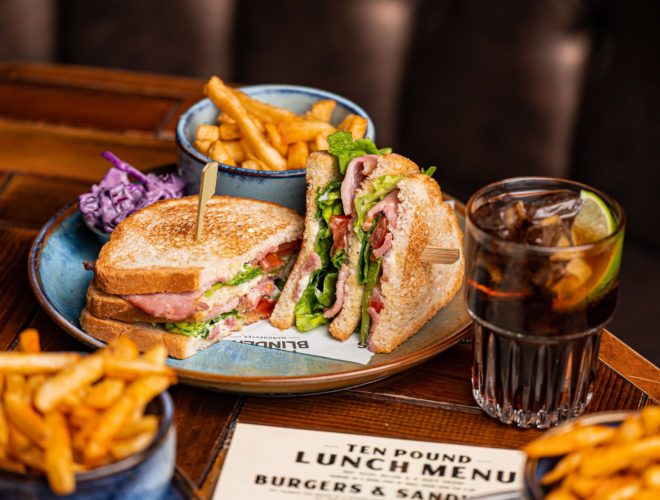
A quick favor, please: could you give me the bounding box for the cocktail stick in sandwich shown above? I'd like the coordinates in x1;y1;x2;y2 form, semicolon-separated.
81;196;303;359
271;132;464;353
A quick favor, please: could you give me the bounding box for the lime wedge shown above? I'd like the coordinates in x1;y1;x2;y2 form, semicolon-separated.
571;190;615;245
552;192;622;311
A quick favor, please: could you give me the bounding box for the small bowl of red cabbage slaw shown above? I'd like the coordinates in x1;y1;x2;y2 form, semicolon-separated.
79;151;185;238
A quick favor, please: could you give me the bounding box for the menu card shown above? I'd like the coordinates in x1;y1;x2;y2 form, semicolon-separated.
223;322;375;365
214;424;525;499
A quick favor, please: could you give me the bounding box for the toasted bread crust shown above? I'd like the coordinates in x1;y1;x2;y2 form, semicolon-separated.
270;152;340;329
367;175;464;353
95;195;303;295
79;308;217;359
329;153;420;341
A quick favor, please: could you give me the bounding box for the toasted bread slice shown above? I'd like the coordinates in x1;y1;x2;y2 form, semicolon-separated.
366;174;464;353
80;308;218;359
329;154;420;341
95;196;303;295
269;152;340;329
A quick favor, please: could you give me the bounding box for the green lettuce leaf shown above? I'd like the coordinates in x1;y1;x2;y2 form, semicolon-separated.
327;131;391;174
354;175;402;232
293;182;345;331
204;265;263;297
421;166;437;177
360;257;382;343
164;309;240;338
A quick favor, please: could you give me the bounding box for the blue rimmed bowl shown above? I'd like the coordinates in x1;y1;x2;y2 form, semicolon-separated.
0;392;176;499
176;84;375;214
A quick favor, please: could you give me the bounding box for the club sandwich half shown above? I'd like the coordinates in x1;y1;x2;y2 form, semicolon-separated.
81;196;303;359
271;132;464;352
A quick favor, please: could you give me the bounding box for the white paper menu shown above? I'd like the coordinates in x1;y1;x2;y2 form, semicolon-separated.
223;322;375;365
213;424;525;499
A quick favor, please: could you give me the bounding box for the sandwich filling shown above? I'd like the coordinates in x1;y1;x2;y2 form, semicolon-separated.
123;240;300;339
292;133;392;332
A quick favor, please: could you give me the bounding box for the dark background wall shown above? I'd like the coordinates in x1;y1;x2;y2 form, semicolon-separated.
1;0;658;363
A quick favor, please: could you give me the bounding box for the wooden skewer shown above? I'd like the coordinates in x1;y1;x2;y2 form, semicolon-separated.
195;162;218;241
420;246;460;264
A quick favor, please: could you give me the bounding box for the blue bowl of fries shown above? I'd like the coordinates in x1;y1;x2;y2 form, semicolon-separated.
176;81;375;214
523;409;660;499
0;389;175;499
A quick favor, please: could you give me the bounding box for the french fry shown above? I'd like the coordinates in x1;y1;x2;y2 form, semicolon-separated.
44;412;75;496
264;122;288;156
8;424;31;454
217;112;235;124
636;490;660;500
523;425;616;457
545;488;577;500
219;122;241;141
348;115;368;139
207;140;237;166
141;345;167;366
337;113;356;131
18;329;41;353
541;451;583;485
224;140;246;163
561;472;601;497
615;414;644;443
206;77;287;169
115;415;159;440
278;119;335;144
195;124;220;143
229;87;296;124
287;141;309;169
103;359;175;381
241;159;267;170
34;353;105;413
310;133;329;152
15;447;45;472
110;430;156;461
590;476;641;500
308;99;336;122
0;403;8;448
641;405;660;435
642;464;660;487
107;335;139;360
579;436;660;476
69;403;98;429
0;353;79;374
4;375;46;444
0;456;26;473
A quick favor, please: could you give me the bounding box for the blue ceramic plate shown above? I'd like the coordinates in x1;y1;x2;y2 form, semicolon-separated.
29;202;470;395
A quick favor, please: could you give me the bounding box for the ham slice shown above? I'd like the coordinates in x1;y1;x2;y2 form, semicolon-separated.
293;252;322;301
324;264;349;318
372;233;393;259
341;155;379;215
124;290;204;321
365;191;399;230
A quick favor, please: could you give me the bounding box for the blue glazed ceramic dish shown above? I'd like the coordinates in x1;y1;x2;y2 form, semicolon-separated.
29;200;470;395
0;392;177;500
176;84;375;214
523;411;630;499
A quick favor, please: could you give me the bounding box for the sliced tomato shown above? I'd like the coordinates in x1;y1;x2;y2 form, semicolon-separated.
369;293;384;313
329;214;351;254
274;240;301;256
259;253;284;272
255;297;276;316
369;216;388;250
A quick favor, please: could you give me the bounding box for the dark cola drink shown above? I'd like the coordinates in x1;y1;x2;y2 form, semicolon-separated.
465;179;624;429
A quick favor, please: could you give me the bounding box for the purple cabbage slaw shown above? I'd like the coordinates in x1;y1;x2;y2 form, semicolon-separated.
79;151;185;233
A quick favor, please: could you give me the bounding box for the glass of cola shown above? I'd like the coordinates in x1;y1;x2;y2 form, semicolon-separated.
465;177;625;429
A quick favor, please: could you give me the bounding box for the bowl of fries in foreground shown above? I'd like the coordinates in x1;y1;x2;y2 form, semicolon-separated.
0;330;176;499
176;77;375;213
523;407;660;499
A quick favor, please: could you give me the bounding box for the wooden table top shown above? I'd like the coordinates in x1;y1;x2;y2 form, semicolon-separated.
0;62;658;499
